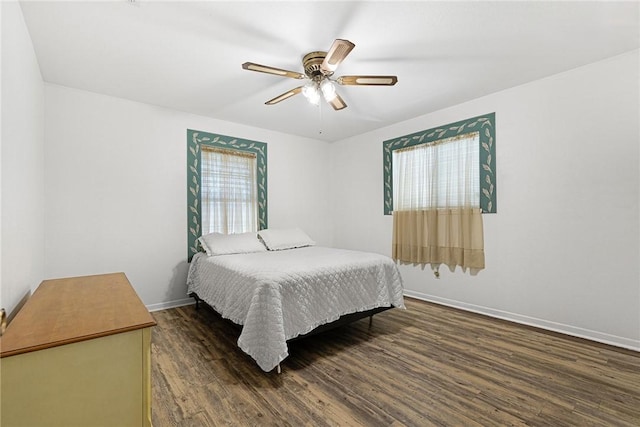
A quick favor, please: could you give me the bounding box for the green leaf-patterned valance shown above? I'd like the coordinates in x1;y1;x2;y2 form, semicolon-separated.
383;113;496;215
187;129;268;260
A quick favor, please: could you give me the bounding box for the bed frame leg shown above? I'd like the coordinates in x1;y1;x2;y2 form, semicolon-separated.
369;315;374;328
189;293;200;310
277;364;281;374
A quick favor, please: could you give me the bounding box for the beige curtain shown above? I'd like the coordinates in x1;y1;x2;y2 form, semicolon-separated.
201;147;257;235
392;209;485;274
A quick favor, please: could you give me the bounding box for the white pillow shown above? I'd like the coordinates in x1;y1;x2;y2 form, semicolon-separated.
258;228;316;251
198;232;267;256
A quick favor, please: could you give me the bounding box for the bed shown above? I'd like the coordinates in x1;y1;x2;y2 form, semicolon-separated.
186;234;405;372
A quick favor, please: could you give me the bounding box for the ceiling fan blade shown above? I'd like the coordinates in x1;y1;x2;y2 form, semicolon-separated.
336;75;398;86
328;93;347;111
265;86;303;105
242;62;306;80
321;39;355;73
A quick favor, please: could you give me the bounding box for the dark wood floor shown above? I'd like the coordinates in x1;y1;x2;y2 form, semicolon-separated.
151;298;640;426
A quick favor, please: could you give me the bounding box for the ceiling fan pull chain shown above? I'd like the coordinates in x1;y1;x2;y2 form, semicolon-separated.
318;97;323;135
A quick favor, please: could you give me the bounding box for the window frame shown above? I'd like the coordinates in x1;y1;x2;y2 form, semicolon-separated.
187;129;267;260
383;113;496;215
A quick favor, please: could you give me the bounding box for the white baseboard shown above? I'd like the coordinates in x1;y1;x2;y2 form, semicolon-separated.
146;298;194;312
403;290;640;352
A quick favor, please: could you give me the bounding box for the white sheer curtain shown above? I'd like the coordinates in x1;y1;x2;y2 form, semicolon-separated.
392;132;485;275
201;147;257;235
393;132;480;210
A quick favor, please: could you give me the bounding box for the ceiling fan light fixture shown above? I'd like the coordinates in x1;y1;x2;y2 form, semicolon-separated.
302;81;320;105
320;79;337;102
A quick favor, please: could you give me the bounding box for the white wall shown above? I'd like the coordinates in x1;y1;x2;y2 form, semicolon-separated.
44;84;332;309
330;50;640;350
0;1;45;316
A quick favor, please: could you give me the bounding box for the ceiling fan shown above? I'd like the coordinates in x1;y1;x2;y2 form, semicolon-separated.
242;39;398;111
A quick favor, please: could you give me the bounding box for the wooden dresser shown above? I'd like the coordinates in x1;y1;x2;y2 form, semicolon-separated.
0;273;156;427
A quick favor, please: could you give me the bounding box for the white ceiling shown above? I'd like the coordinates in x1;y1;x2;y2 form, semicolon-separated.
20;1;640;142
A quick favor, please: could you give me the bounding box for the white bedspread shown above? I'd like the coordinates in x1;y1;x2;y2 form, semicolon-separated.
186;246;405;372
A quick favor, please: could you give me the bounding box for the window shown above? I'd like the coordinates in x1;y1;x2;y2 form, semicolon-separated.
383;113;496;214
187;130;267;260
201;147;257;235
393;132;480;211
384;114;495;274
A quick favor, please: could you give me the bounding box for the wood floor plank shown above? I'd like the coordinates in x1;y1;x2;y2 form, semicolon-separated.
151;298;640;426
